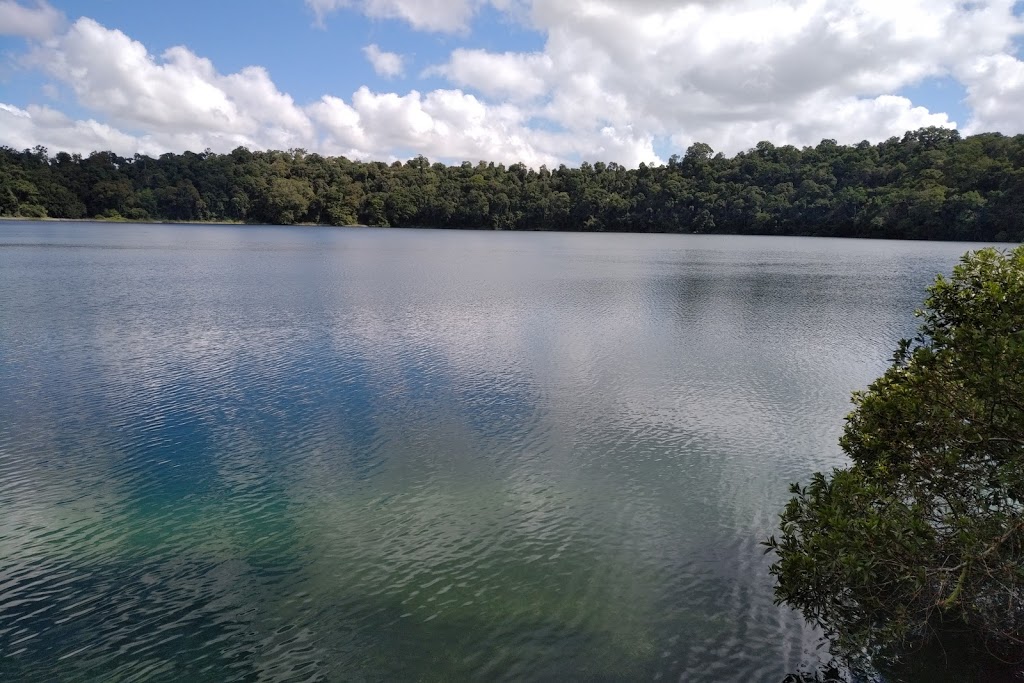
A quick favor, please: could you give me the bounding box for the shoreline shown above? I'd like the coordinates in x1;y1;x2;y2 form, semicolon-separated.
0;216;1019;244
0;216;369;228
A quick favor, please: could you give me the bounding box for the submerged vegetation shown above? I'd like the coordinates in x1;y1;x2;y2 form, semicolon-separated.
767;247;1024;674
2;127;1024;241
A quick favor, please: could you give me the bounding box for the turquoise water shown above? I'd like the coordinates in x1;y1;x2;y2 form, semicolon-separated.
0;223;994;681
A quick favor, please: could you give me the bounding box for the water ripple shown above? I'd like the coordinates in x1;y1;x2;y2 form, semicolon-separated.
0;223;980;681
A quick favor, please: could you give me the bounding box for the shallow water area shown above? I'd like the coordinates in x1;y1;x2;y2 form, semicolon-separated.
0;222;1000;681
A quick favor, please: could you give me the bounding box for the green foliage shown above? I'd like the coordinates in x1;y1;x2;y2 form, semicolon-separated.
2;128;1024;238
766;247;1024;666
16;203;47;218
97;208;126;221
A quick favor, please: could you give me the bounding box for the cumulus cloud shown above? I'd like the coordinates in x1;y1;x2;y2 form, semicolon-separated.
29;18;315;152
425;49;552;100
306;0;485;32
422;0;1024;153
363;44;404;78
4;2;1024;167
0;102;140;155
0;0;64;39
665;94;954;157
959;53;1024;134
310;87;563;166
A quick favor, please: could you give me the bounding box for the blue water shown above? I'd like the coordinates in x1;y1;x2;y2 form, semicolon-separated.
0;222;997;681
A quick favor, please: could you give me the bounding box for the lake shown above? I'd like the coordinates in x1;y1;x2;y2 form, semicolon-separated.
0;222;1002;682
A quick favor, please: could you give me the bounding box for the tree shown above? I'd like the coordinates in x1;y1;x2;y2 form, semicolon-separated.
263;177;313;225
766;247;1024;668
4;127;1024;237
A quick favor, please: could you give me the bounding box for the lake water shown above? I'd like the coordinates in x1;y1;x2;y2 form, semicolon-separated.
0;222;1002;682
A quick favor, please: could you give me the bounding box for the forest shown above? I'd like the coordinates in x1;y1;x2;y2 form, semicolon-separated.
2;126;1023;242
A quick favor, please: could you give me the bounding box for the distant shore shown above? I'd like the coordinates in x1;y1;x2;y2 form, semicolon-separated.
3;216;1021;245
0;216;372;228
4;131;1024;242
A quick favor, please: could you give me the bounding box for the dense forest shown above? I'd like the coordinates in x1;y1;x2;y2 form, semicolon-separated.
2;126;1024;241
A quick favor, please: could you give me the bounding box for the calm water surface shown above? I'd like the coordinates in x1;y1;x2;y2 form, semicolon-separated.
0;223;1001;681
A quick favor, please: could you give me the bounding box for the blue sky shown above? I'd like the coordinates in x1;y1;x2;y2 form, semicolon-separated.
1;0;1023;167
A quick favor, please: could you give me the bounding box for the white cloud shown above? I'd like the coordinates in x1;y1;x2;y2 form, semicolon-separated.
0;0;64;39
551;125;661;168
363;44;404;78
306;0;532;32
310;87;564;166
425;0;1024;153
306;0;484;32
425;49;552;100
5;3;1024;167
29;18;315;152
959;52;1024;134
0;102;140;155
666;94;954;156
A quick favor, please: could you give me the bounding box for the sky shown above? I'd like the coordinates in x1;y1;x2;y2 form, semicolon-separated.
1;0;1023;168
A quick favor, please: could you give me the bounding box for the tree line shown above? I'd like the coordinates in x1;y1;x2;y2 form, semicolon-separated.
2;126;1023;241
